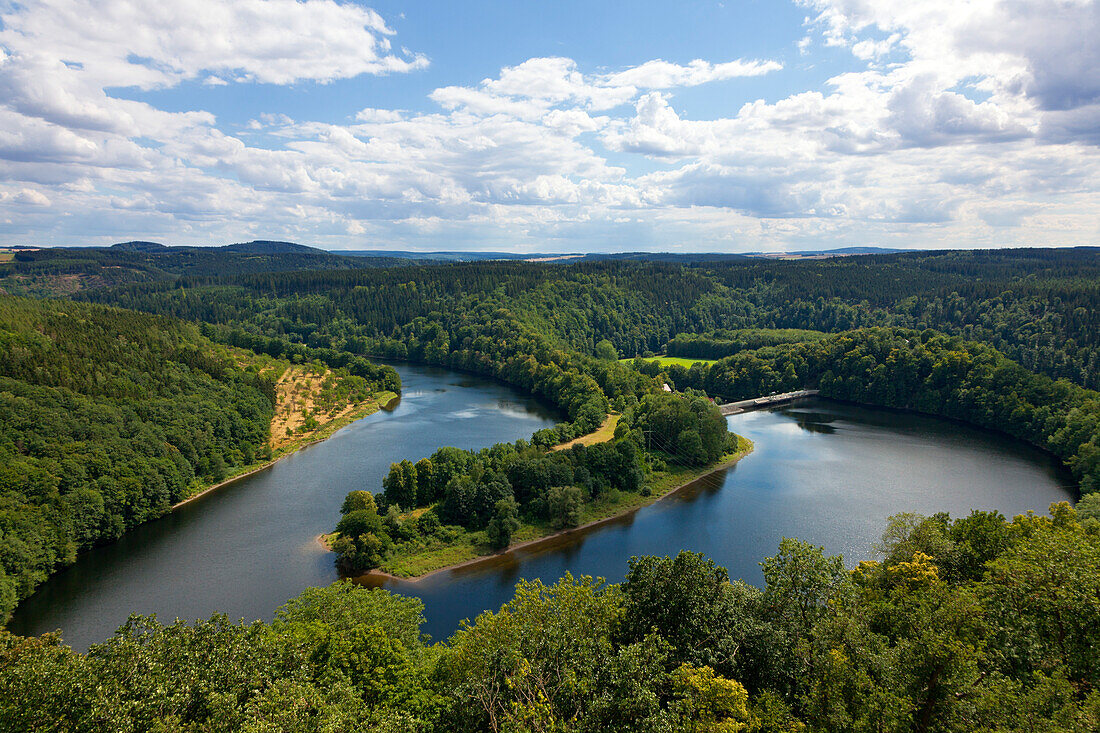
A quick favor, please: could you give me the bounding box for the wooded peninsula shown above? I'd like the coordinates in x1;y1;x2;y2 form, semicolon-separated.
2;245;1099;732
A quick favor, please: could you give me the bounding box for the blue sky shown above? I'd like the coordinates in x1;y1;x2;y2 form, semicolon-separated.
0;0;1098;251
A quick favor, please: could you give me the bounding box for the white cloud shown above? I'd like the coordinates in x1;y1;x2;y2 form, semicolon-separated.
0;0;1097;250
1;188;53;206
0;0;428;89
601;58;783;89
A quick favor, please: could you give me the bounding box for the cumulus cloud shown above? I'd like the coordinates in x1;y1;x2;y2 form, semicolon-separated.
434;55;783;116
1;188;52;206
0;0;427;89
0;0;1098;250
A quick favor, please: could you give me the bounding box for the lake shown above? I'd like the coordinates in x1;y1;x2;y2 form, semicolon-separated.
8;363;559;649
366;398;1074;643
9;375;1074;649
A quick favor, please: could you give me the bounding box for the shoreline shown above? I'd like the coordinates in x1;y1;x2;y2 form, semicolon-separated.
335;441;754;584
172;391;399;511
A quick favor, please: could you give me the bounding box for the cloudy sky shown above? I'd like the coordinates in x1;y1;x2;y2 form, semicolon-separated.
1;0;1098;252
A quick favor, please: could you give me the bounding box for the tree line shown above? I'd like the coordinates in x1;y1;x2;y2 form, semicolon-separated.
79;247;1100;390
5;502;1099;731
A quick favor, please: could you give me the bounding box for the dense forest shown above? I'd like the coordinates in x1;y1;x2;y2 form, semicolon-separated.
4;502;1099;731
0;295;398;622
0;241;412;298
3;246;1099;731
79;247;1100;390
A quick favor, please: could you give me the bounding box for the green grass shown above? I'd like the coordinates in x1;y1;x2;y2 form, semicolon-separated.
620;355;719;368
553;413;619;451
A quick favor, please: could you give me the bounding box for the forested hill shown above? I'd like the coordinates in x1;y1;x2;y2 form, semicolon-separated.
0;242;419;298
0;297;276;621
83;246;1100;390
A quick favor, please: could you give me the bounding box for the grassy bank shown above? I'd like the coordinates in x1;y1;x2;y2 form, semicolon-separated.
552;412;619;451
174;388;398;509
358;434;754;580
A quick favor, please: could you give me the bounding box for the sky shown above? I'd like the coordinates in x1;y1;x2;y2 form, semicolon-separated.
0;0;1098;252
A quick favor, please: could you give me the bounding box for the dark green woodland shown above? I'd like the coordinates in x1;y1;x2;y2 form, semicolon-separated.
1;245;1098;731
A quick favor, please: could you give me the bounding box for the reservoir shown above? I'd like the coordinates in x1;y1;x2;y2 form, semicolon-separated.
10;376;1074;649
365;398;1074;642
8;363;560;649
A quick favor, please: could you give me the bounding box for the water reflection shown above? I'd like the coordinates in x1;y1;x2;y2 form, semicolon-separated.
781;408;839;434
364;398;1073;643
13;391;1075;651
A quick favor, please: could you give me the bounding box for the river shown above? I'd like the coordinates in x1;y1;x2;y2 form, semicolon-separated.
10;373;1074;649
8;363;559;649
365;398;1074;643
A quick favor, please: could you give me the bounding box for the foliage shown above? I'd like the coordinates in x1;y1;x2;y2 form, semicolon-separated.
82;248;1100;391
7;507;1100;731
335;434;665;571
0;296;275;623
620;393;732;466
486;499;520;549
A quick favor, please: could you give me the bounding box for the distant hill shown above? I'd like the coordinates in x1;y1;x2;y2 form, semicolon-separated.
3;241;920;298
110;241;170;252
338;249;751;263
746;246;914;258
0;241;411;297
578;252;750;263
340;249;527;262
110;240;328;255
222;240;325;255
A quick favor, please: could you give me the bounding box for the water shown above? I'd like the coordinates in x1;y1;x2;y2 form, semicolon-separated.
10;388;1073;650
366;399;1074;643
8;363;559;649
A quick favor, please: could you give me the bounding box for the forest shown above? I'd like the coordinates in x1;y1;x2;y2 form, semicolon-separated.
0;295;398;623
1;246;1098;731
4;502;1099;731
0;241;410;298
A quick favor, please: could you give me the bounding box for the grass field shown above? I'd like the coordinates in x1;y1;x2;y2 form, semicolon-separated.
620;355;719;368
553;412;619;451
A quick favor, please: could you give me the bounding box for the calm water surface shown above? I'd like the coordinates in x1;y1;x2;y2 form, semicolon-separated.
369;399;1074;642
9;363;559;649
11;386;1073;649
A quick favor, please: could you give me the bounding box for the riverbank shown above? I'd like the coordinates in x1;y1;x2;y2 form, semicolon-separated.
330;435;754;583
173;390;398;510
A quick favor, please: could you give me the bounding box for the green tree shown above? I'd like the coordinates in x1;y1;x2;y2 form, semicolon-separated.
340;490;378;516
617;551;762;677
486;499;520;550
594;339;619;361
546;485;583;530
669;663;755;733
